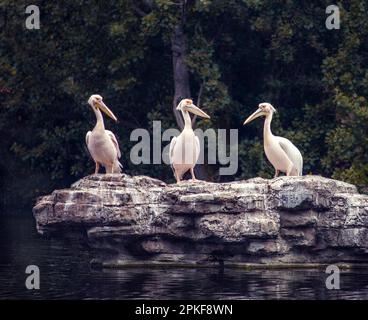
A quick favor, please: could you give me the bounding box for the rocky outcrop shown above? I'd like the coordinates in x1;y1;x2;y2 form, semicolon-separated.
33;174;368;268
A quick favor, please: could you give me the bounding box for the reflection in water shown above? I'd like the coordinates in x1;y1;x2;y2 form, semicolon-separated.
1;215;368;299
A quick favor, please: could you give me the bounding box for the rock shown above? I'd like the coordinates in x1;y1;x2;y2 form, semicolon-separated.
33;174;368;267
280;210;318;227
280;227;316;247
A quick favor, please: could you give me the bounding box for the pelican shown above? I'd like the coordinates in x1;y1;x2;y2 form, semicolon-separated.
86;94;122;174
243;102;303;177
169;99;210;183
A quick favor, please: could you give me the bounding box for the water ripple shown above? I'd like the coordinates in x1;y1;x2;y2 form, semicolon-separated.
1;215;368;300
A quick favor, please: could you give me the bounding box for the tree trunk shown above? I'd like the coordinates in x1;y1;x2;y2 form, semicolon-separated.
171;24;190;130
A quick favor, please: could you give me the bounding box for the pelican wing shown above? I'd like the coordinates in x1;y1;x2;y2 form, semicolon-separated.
106;130;121;158
194;136;200;163
169;137;177;164
277;136;303;175
86;131;92;147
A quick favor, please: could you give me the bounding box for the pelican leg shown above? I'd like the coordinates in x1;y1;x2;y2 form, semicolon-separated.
190;168;197;182
292;167;299;176
174;165;187;183
286;164;297;176
95;162;100;174
286;166;292;176
173;167;182;183
274;170;279;178
174;171;181;183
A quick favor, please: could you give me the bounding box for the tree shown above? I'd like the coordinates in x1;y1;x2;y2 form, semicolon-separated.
1;0;367;211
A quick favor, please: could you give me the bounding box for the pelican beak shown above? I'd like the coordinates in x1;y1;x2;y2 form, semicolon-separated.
188;104;211;119
243;108;266;125
97;101;118;122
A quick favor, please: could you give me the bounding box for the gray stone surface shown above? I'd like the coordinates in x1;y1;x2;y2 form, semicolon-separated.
33;174;368;267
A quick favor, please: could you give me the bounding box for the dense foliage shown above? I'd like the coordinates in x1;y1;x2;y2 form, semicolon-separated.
0;0;367;210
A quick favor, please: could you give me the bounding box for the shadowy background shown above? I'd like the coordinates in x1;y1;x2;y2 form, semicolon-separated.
1;0;367;212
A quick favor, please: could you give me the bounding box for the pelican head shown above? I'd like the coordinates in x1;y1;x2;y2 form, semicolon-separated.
176;99;210;119
243;102;276;125
88;94;118;122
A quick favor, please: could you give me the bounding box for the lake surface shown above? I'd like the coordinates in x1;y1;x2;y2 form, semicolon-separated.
1;214;368;300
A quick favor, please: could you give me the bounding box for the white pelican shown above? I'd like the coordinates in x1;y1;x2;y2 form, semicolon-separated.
169;99;210;183
243;102;303;177
86;94;122;174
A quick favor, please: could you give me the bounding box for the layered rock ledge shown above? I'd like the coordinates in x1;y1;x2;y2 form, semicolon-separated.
33;174;368;268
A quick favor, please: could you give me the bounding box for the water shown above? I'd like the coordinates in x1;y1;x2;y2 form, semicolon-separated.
1;214;368;300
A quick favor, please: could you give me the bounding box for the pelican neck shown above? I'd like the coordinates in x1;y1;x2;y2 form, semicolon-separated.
93;108;105;131
181;110;193;130
263;112;274;143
